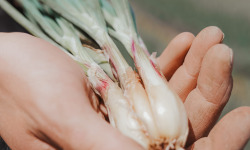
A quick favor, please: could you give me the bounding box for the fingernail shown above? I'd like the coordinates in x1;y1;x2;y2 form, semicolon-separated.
220;32;225;43
229;48;233;65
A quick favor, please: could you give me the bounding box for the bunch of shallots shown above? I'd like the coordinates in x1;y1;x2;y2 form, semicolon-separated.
0;0;188;149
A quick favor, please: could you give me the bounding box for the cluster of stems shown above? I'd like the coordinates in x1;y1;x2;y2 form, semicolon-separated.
0;0;189;149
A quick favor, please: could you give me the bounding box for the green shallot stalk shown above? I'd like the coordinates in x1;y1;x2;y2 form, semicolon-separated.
0;0;69;55
40;0;159;147
100;0;189;149
40;0;129;77
19;0;114;79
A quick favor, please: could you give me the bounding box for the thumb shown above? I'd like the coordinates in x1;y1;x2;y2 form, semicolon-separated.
189;107;250;150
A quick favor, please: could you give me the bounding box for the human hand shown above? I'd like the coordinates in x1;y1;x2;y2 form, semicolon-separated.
158;26;250;149
0;26;249;150
0;32;143;150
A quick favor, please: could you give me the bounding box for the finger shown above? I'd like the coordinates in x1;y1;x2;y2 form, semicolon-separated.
189;107;250;150
184;44;233;146
169;26;224;100
0;33;143;150
158;32;195;80
208;107;250;150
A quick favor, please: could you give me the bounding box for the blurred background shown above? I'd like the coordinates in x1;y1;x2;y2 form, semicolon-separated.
0;0;249;149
